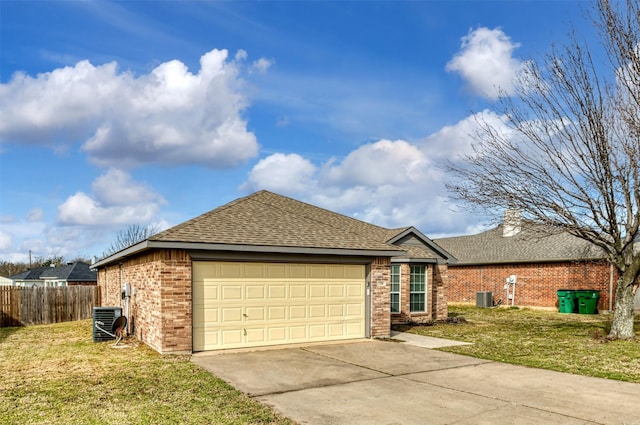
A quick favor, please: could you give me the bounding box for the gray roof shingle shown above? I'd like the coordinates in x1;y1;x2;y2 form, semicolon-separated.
434;224;606;265
10;262;96;281
151;190;405;252
94;191;457;268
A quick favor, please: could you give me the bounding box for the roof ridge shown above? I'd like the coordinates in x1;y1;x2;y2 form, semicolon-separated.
249;191;393;243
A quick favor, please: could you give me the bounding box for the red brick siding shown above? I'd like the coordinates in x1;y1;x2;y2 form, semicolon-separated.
98;250;192;353
392;262;449;324
447;260;615;310
370;257;391;337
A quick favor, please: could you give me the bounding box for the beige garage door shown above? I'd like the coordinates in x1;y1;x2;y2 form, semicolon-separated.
193;261;365;351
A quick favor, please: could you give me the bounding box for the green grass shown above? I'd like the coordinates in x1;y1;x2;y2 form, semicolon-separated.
395;304;640;383
0;320;294;425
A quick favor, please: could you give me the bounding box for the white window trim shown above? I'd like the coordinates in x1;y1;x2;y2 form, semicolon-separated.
390;264;401;314
409;265;427;313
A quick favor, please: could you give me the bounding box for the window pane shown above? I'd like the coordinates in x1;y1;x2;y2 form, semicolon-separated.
410;265;426;312
391;294;400;313
390;265;400;313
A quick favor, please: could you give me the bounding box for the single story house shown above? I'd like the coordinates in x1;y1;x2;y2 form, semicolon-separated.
9;262;97;288
434;211;617;311
94;190;454;354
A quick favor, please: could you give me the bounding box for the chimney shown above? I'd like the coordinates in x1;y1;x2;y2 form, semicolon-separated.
503;208;522;237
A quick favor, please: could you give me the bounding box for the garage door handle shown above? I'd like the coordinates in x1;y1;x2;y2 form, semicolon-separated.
243;329;247;336
243;313;248;318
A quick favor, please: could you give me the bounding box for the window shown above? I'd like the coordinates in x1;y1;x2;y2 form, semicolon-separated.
410;265;426;312
390;265;400;313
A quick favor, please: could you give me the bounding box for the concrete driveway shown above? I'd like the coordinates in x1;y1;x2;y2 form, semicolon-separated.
193;339;640;425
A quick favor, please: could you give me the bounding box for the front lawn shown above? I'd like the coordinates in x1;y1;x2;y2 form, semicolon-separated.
396;304;640;382
0;320;294;425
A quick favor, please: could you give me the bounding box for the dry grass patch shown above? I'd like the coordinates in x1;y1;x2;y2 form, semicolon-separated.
0;320;294;425
395;305;640;383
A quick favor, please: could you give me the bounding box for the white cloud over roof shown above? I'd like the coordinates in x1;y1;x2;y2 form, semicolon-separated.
240;119;496;235
0;49;260;168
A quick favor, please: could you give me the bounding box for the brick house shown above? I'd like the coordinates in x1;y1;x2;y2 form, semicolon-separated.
434;212;616;311
94;190;454;354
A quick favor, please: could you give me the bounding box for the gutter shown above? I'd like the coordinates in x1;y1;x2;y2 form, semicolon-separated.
93;240;406;268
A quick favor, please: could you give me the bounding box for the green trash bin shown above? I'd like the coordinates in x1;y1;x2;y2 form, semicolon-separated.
576;290;600;314
557;289;577;313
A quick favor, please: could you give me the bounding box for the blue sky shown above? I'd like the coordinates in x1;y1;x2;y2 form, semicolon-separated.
0;0;595;262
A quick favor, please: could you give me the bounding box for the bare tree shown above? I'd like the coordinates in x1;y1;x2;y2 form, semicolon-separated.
104;224;160;257
447;0;639;339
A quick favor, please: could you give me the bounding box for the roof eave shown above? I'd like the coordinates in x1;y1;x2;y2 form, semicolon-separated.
93;240;405;267
450;256;608;266
386;227;457;262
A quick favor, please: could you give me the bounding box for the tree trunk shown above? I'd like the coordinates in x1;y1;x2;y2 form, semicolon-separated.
608;272;636;339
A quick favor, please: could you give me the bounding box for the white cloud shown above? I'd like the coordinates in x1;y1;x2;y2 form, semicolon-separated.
57;169;165;226
0;229;12;251
446;27;527;99
321;140;430;187
241;134;485;235
242;153;317;194
249;58;274;74
0;49;259;168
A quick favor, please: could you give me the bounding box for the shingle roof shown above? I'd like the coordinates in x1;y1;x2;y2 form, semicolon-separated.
11;262;97;281
39;262;97;281
151;190;405;253
434;224;606;265
10;266;50;280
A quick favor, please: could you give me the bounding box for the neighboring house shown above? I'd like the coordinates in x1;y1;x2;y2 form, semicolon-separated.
10;262;97;287
0;276;14;286
434;211;616;312
94;190;454;354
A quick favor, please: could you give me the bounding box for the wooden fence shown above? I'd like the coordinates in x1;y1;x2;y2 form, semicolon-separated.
0;286;100;327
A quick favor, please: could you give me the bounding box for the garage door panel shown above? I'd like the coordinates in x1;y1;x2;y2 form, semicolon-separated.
290;285;307;298
328;323;344;336
222;285;242;300
309;324;326;338
222;329;243;345
346;321;363;336
268;306;286;320
309;305;326;318
289;326;307;340
309;285;326;298
289;305;307;319
328;285;345;297
193;262;365;351
222;307;243;323
347;284;362;297
245;285;265;300
268;285;287;299
268;327;287;341
246;328;265;343
346;303;363;317
245;306;265;321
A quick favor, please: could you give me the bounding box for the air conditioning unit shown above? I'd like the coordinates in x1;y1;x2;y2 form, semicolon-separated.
476;291;493;308
93;307;122;342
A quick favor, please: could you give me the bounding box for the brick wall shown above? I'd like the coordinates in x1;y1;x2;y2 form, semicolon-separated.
433;264;448;319
447;260;615;311
98;249;192;353
370;257;391;337
392;262;449;324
